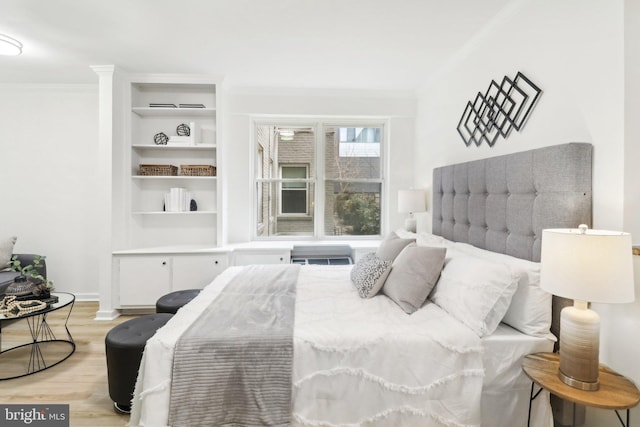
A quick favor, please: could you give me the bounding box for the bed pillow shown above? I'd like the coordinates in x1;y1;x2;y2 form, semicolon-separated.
350;252;392;298
376;231;415;262
0;236;17;271
416;231;451;248
382;244;446;314
430;248;518;337
452;242;551;337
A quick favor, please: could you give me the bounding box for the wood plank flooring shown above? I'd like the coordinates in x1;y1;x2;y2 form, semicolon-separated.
0;301;139;427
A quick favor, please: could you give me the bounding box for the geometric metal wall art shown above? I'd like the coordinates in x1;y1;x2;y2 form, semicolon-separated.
457;71;542;147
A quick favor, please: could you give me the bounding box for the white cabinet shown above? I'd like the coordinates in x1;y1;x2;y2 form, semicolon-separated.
172;254;228;290
117;256;171;307
116;253;228;307
232;249;291;266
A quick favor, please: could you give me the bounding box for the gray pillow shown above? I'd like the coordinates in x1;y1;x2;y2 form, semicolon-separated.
376;231;415;262
382;244;447;314
351;252;392;298
0;236;17;271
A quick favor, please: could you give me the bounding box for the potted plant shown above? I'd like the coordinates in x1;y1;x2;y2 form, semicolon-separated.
7;255;54;298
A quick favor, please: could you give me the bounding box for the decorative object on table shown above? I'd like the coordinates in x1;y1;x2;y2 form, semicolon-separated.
457;71;542;147
7;255;54;299
0;295;48;317
540;224;634;391
139;164;178;176
397;189;426;233
176;123;191;136
153;132;169;145
180;164;216;176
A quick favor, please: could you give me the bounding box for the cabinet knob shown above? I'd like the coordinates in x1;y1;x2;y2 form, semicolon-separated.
162;261;167;266
280;257;284;261
214;260;219;265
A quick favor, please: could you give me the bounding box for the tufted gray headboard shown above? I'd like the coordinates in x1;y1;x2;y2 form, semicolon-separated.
432;143;593;343
432;143;592;262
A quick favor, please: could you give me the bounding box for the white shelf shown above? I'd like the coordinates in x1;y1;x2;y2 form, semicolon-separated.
132;211;217;215
133;144;216;150
132;175;217;180
132;107;216;117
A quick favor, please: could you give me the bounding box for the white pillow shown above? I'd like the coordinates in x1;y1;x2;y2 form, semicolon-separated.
416;232;451;248
430;248;518;337
0;236;17;271
452;242;551;337
350;252;392;298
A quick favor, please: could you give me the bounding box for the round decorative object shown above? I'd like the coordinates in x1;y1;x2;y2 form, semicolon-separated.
5;277;35;297
154;132;169;145
176;123;190;137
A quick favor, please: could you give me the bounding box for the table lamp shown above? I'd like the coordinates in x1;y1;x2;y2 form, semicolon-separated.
398;189;426;233
540;224;634;391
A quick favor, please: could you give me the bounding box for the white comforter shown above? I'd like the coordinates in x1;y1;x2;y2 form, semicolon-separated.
131;265;484;426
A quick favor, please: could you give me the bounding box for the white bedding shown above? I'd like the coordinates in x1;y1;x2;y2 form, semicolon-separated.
130;265;553;427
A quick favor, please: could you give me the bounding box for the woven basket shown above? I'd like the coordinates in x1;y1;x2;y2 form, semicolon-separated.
139;164;178;176
180;165;216;176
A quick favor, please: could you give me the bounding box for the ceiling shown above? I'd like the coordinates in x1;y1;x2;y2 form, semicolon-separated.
0;0;513;91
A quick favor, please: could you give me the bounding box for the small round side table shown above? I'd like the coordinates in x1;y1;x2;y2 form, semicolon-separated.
523;352;640;427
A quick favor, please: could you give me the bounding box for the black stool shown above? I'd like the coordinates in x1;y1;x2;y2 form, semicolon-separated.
155;289;201;314
105;313;173;413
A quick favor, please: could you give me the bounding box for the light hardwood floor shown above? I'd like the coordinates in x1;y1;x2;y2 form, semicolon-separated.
0;301;140;427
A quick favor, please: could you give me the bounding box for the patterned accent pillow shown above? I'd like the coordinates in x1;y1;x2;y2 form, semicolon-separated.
350;252;392;298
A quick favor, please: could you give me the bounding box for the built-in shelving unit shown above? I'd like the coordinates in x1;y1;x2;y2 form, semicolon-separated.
125;77;221;249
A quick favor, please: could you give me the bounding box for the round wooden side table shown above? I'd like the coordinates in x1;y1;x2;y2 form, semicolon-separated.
523;352;640;427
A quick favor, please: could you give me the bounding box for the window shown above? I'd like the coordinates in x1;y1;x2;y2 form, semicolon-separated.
254;121;384;239
280;165;308;214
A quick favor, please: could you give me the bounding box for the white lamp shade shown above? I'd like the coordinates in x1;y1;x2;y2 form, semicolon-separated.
540;228;635;303
398;189;426;213
0;34;22;55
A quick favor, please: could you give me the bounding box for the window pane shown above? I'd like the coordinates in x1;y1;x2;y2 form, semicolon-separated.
255;181;314;237
282;189;307;213
282;166;307;189
324;182;381;236
325;126;382;179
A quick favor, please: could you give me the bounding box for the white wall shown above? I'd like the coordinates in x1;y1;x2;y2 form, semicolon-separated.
0;84;99;300
225;88;416;243
415;1;639;425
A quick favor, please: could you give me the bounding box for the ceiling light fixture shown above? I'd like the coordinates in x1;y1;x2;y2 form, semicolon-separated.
0;34;23;55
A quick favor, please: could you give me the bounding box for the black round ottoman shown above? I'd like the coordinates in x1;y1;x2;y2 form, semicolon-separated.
105;313;173;413
155;289;201;314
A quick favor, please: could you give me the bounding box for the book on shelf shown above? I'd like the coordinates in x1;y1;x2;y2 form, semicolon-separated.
164;187;192;212
149;103;177;108
179;103;205;108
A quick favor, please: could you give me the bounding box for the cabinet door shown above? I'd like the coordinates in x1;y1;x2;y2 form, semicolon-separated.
118;256;171;306
233;250;291;266
172;254;228;290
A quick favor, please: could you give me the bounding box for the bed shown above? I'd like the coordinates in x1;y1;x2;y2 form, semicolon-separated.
130;142;593;427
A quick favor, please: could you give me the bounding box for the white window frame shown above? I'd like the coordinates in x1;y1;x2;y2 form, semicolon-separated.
251;117;388;241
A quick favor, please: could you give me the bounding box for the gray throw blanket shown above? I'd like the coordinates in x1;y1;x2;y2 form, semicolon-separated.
168;264;300;427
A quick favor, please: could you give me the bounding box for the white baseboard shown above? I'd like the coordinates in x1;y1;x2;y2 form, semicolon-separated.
73;292;99;301
94;309;120;320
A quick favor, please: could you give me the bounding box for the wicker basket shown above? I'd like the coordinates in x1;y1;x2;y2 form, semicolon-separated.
180;165;217;176
139;164;178;176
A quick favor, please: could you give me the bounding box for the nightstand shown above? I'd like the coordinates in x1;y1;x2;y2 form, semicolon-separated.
523;353;640;427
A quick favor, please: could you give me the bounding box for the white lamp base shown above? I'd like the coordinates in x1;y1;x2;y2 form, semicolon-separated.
404;215;417;233
558;301;600;391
